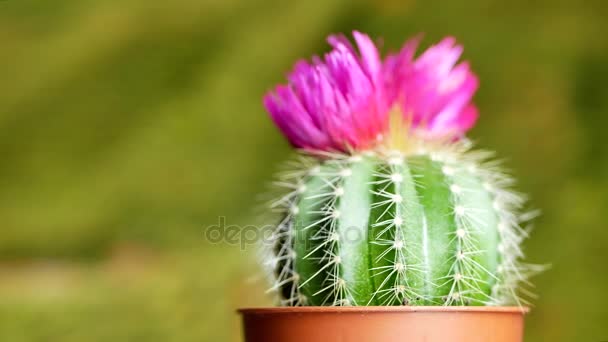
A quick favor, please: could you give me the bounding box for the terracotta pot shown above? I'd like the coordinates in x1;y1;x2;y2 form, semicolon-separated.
239;306;528;342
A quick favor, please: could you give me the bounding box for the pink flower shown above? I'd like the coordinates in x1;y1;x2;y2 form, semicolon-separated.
263;32;479;152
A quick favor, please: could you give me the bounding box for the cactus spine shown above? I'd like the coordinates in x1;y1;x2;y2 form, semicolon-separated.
265;143;538;307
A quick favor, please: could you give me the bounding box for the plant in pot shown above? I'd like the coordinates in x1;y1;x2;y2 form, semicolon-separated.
240;31;542;342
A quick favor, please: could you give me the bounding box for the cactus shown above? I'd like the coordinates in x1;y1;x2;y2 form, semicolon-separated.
261;32;541;306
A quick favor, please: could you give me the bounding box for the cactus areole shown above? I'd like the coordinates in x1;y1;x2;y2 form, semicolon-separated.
261;32;541;308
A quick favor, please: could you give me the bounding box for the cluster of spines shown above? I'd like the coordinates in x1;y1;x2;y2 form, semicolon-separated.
264;154;354;306
430;144;543;306
478;163;542;306
263;155;314;306
262;142;540;307
369;154;425;306
298;158;355;306
439;160;494;306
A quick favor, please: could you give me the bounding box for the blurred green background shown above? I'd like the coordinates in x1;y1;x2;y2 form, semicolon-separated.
0;0;607;341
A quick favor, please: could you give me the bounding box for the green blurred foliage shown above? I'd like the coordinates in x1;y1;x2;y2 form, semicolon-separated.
0;0;607;340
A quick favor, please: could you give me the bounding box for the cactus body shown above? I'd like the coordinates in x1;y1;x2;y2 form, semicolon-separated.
267;146;536;307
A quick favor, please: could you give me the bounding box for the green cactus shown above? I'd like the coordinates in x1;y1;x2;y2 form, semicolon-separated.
265;143;540;307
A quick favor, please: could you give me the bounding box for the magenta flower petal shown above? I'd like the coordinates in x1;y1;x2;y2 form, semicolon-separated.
264;31;386;151
383;36;421;106
388;36;479;138
352;31;382;85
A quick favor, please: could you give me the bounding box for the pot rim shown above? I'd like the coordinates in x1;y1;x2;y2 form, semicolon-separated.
239;306;529;314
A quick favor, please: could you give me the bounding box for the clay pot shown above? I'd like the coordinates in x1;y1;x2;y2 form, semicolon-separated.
239;306;528;342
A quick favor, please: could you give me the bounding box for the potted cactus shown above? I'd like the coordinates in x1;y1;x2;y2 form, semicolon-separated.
240;31;542;342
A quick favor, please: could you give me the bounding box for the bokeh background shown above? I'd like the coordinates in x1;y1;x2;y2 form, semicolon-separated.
1;0;607;341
